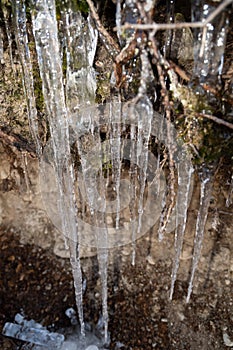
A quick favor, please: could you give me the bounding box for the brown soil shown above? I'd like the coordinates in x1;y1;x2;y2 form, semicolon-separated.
0;167;233;350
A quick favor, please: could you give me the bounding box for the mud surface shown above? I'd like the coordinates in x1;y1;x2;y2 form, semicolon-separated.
0;167;233;350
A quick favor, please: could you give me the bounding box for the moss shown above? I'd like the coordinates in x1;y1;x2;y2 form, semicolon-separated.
174;89;233;164
56;0;89;19
172;83;233;165
96;77;111;104
75;0;89;15
102;160;112;177
172;86;215;115
25;41;45;113
33;74;44;112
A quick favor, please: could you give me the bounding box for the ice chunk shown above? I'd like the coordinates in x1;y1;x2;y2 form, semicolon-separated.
15;313;46;330
60;340;78;350
65;308;78;326
2;322;64;347
223;332;233;347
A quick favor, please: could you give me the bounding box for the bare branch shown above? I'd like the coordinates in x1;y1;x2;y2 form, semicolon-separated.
118;0;233;32
119;20;204;31
204;0;232;24
198;113;233;130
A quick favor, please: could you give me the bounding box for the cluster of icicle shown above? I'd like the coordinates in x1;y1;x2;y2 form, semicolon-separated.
9;0;230;347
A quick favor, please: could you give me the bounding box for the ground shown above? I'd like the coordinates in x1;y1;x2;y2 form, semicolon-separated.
0;166;232;350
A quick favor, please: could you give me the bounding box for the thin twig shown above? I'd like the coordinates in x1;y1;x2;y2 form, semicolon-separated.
118;0;233;32
204;0;232;24
86;0;120;57
198;113;233;130
119;20;204;31
168;60;190;81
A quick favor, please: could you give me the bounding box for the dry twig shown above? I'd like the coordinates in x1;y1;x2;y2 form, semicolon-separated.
118;0;233;32
198;113;233;130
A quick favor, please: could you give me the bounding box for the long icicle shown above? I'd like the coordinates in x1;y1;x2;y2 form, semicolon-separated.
132;49;153;265
14;0;42;158
170;157;193;300
31;0;84;335
186;167;213;303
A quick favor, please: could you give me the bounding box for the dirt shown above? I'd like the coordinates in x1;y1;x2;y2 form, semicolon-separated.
0;164;233;350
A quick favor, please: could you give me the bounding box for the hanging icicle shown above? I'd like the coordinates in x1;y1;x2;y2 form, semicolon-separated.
187;166;214;303
31;0;85;336
170;156;194;300
191;0;229;85
14;0;42;158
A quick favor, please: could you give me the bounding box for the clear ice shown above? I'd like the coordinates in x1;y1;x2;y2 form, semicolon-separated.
14;0;42;157
2;314;64;348
187;167;213;303
31;0;85;335
191;1;229;85
170;158;194;300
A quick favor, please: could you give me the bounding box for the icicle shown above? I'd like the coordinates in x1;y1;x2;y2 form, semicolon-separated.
21;152;32;198
97;246;109;345
31;0;84;336
226;173;233;207
92;124;109;345
94;124;109;346
155;118;166;243
64;10;97;114
76;107;110;344
169;157;194;300
109;101;122;230
136;52;153;235
76;124;102;217
129;121;137;266
0;26;4;64
164;0;175;58
186;167;213;303
14;0;42;158
158;191;167;242
116;0;122;45
121;0;140;46
62;8;99;299
2;5;15;73
191;1;229;85
97;232;109;345
130;50;153;265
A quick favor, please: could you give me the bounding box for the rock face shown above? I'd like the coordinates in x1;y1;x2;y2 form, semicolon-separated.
0;141;60;250
0;19;66;256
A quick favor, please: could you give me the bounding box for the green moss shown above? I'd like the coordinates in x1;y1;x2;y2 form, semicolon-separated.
172;86;214;115
172;84;233;165
102;160;112;177
75;0;89;15
55;0;89;19
96;77;111;104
